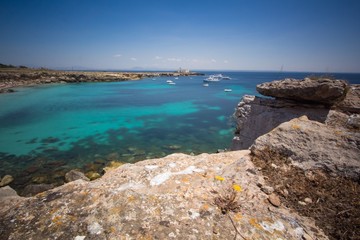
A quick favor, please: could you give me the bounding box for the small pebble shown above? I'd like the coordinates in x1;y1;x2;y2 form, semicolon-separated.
271;163;279;169
261;185;274;195
298;201;307;206
302;233;312;240
268;193;281;207
304;198;312;203
282;189;289;197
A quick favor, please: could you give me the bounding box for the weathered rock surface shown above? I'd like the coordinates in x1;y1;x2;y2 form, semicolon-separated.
0;175;14;187
0;186;19;199
21;183;56;197
334;84;360;113
256;77;348;104
251;116;360;179
0;151;327;239
0;186;23;213
65;170;90;182
232;95;330;149
233;81;360;150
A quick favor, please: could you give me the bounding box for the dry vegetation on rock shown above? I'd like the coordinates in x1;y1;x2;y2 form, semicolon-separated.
251;147;360;240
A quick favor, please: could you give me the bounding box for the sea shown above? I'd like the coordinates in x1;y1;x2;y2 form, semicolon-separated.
0;71;359;190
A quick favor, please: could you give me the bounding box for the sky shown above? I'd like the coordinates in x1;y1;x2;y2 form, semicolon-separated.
0;0;359;72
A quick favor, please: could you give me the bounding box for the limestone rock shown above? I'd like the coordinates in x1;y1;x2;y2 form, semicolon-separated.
0;186;19;199
0;186;23;214
261;185;274;195
232;95;329;150
256;78;348;104
64;170;89;183
233;82;359;150
334;84;360;113
0;175;14;187
0;151;327;240
347;114;360;129
22;183;55;197
250;116;360;179
268;193;281;207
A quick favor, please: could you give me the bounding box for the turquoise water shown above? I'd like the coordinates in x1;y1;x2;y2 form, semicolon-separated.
0;71;359;190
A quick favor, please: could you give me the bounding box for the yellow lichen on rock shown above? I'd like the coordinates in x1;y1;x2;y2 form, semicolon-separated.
214;175;225;181
232;184;242;192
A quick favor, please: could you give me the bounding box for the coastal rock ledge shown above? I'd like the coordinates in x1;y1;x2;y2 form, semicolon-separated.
256;77;348;104
232;77;360;239
0;151;326;239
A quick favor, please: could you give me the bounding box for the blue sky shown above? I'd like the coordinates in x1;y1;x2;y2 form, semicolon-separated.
0;0;359;72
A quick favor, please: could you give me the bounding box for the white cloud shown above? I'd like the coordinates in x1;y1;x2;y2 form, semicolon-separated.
113;54;122;58
211;59;217;63
224;60;229;64
130;57;137;61
167;58;182;62
154;56;162;60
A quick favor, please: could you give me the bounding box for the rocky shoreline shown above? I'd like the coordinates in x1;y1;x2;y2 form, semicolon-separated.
0;68;203;93
0;77;359;239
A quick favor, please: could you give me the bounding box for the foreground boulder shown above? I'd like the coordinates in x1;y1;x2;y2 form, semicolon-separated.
251;116;360;179
0;151;326;239
257;77;348;104
0;186;23;213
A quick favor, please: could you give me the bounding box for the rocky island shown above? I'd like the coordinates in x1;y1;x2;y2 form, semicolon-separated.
0;67;203;93
0;76;359;239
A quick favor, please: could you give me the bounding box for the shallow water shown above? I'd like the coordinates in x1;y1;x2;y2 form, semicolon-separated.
0;71;359;190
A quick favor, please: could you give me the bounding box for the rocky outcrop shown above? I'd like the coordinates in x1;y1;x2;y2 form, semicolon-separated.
256;77;348;104
334;84;360;113
232;78;360;239
251;115;360;179
232;95;330;149
0;151;327;239
233;78;360;150
0;186;23;213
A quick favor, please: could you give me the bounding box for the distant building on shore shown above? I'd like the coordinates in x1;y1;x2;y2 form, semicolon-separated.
177;67;190;73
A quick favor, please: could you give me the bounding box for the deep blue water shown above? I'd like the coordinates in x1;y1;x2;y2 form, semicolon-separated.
0;71;359;189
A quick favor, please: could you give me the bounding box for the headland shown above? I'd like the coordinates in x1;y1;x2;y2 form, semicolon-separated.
0;68;203;93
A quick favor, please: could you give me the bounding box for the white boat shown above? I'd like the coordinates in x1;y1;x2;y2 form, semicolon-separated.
203;83;209;87
166;80;173;83
222;76;231;80
203;75;220;82
174;77;179;80
224;88;232;92
213;74;223;79
168;82;176;85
